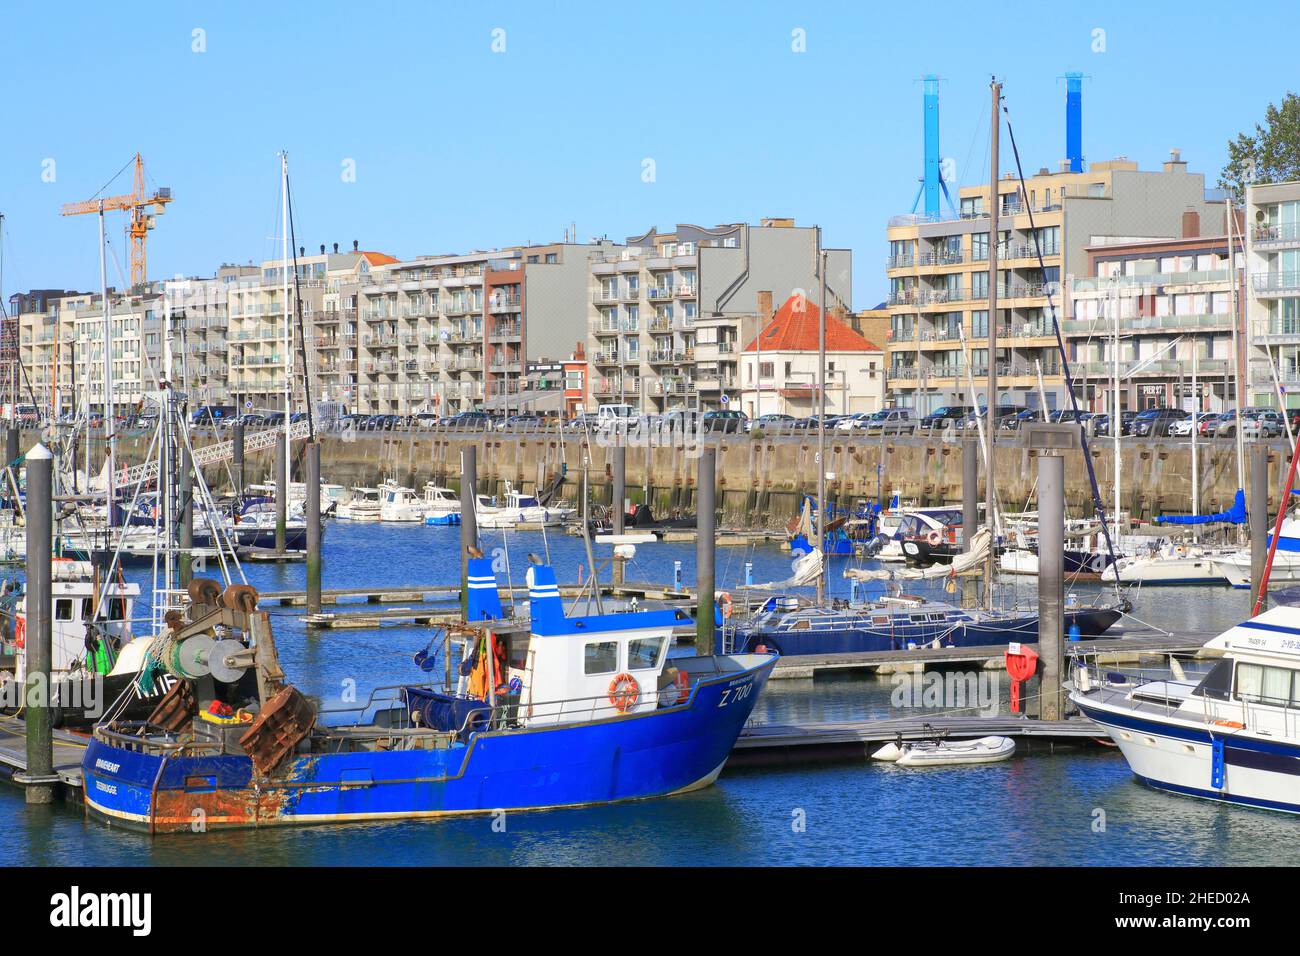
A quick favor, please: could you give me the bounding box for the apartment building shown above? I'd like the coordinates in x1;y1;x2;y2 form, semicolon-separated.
1067;219;1242;413
1245;180;1300;408
589;219;851;413
167;263;259;408
226;247;388;413
884;151;1223;413
23;287;178;414
739;294;884;417
348;240;618;416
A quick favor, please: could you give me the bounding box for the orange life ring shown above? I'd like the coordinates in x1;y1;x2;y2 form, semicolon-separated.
14;616;24;650
926;529;942;547
718;591;733;619
608;672;640;712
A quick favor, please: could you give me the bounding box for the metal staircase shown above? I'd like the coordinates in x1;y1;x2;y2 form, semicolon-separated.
121;420;312;487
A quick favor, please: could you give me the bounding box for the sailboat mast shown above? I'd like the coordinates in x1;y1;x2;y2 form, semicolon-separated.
984;78;1001;610
1228;198;1246;497
280;153;291;492
816;240;826;606
1112;287;1120;540
98;202;115;528
1192;348;1199;526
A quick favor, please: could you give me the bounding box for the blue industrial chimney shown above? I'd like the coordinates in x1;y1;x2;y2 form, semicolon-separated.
1065;72;1083;172
911;75;955;220
922;75;941;218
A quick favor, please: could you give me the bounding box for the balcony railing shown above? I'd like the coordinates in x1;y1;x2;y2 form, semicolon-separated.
1253;272;1300;294
1254;222;1300;244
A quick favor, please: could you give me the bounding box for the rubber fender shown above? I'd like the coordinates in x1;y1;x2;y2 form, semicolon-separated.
221;584;260;613
187;577;223;606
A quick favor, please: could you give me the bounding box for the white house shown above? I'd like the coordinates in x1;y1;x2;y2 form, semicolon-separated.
739;294;884;418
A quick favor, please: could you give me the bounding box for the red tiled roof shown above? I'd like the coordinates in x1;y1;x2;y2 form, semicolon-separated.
359;251;399;266
743;295;879;352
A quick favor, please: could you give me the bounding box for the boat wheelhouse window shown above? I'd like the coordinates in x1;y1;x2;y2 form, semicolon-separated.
1234;662;1297;707
627;637;666;670
104;598;127;621
1191;657;1233;701
871;615;891;626
55;599;73;621
81;598;93;620
583;641;618;675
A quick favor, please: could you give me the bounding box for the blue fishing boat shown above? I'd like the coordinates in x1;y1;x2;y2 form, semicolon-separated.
81;559;775;833
733;593;1125;656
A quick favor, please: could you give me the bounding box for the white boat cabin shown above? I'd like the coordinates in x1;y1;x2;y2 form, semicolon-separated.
461;560;691;727
11;559;138;677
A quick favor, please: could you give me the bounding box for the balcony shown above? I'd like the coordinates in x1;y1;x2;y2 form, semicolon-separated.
593;291;620;305
488;297;521;312
675;286;697;299
1253;222;1300;247
1253;319;1300;345
1063;313;1230;335
1253;272;1300;296
488;323;521;341
646;287;674;302
1075;358;1226;378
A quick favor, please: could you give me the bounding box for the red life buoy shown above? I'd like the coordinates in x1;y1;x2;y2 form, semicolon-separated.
926;529;942;547
608;673;640;713
14;616;25;650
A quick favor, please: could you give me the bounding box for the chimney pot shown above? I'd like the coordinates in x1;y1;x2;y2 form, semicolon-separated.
333;242;339;254
757;290;774;316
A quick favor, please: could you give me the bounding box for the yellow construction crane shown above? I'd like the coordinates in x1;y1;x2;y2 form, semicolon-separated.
61;153;172;288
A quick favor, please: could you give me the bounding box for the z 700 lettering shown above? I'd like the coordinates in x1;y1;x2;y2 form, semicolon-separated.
718;683;754;707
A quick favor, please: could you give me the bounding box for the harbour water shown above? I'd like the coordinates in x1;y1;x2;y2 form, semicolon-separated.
3;522;1294;866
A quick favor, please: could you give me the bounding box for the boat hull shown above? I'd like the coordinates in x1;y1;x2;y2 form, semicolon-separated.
1074;693;1300;814
740;608;1122;656
82;656;776;833
1212;553;1300;589
1102;553;1230;585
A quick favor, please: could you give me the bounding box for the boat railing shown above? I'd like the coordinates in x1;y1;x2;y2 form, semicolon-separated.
94;722;227;756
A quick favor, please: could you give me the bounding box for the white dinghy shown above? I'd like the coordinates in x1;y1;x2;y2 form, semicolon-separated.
894;735;1015;767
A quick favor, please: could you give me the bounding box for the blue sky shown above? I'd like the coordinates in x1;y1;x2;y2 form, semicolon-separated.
0;0;1292;307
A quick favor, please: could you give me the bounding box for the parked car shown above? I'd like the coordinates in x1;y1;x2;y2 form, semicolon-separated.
919;405;974;431
1131;407;1189;438
1242;409;1285;438
956;405;1023;432
1048;409;1092;424
1213;407;1274;438
442;411;492;429
1093;410;1137;437
999;408;1042;431
791;414;845;431
748;413;796;433
1172;412;1217;438
835;412;875;431
702;409;748;433
860;408;916;435
496;413;545;431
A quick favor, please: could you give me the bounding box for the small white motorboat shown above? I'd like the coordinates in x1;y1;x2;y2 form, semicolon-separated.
336;486;382;521
894;735;1015;767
